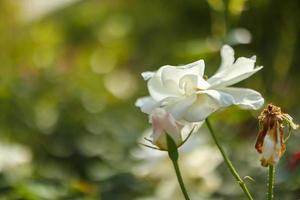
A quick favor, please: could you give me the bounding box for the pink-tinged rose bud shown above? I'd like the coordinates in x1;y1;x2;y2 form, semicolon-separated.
150;108;182;150
255;104;298;167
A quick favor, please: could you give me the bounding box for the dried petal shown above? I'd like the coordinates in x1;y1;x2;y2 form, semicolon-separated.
282;113;299;130
256;104;298;167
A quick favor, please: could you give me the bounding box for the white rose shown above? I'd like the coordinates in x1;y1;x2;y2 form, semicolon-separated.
136;45;264;122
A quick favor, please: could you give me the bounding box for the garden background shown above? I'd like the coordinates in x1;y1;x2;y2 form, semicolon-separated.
0;0;300;199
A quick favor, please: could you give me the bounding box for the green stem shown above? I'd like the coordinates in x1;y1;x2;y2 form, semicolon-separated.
170;158;191;200
166;135;190;200
205;118;254;200
268;165;275;200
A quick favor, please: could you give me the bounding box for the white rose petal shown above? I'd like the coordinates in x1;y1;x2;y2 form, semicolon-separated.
136;44;264;123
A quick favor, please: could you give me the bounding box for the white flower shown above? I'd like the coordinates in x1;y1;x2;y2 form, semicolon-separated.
148;108;201;150
136;45;264;122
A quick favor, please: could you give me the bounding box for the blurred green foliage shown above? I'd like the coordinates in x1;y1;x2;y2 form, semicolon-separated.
0;0;300;199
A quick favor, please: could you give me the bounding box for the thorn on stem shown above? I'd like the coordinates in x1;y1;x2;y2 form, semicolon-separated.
244;176;255;182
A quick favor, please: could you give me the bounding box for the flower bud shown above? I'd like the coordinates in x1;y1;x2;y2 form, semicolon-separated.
255;104;298;167
150;108;182;150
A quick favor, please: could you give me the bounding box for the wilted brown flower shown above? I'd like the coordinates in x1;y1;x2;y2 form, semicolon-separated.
255;104;299;167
